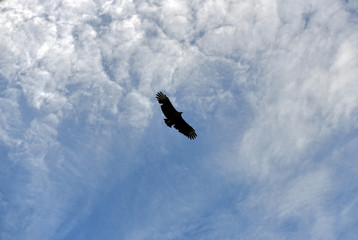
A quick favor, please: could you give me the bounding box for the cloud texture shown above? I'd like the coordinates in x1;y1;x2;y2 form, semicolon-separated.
1;0;358;239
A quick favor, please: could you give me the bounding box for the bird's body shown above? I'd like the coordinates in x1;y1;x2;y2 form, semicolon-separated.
156;92;197;139
164;111;182;127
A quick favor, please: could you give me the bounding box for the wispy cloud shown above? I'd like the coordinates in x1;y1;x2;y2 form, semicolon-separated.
1;0;358;239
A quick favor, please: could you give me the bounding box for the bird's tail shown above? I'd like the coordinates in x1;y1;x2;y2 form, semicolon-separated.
164;119;173;127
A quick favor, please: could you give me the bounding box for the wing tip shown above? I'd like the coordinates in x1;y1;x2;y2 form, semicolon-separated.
187;130;197;140
156;91;167;103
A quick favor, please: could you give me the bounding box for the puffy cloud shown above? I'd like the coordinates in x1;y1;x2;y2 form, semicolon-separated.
1;0;358;239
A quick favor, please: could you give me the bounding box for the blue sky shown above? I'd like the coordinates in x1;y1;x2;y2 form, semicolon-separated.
1;0;358;239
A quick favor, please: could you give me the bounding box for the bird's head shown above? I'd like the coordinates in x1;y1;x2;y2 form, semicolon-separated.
179;112;183;115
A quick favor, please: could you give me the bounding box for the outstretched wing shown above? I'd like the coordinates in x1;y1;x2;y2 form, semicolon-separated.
156;91;178;118
174;116;197;140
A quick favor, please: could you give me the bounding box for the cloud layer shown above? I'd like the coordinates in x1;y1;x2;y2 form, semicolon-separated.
1;0;358;239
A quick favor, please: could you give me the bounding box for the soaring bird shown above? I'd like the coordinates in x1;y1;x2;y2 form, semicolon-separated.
156;92;197;139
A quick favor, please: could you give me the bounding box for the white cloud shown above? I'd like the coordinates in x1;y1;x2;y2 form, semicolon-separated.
224;0;358;177
0;88;23;147
278;169;331;217
1;0;358;239
159;0;192;40
121;90;153;129
212;0;358;238
196;1;279;59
